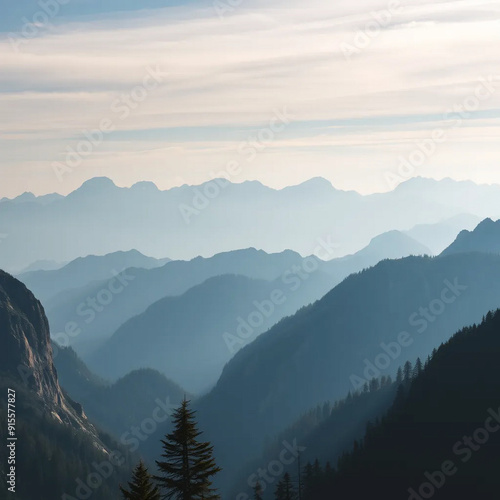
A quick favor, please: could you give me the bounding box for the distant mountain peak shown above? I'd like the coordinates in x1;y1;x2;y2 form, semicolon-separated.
131;180;159;191
76;177;117;192
441;218;500;256
354;230;431;258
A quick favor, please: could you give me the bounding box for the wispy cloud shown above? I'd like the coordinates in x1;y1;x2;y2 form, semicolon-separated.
1;0;500;196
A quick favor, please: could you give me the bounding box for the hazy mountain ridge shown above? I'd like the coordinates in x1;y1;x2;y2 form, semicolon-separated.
441;217;500;256
88;271;336;393
321;309;500;499
18;249;170;303
0;270;131;500
195;251;500;485
54;345;186;444
2;176;499;272
42;248;313;357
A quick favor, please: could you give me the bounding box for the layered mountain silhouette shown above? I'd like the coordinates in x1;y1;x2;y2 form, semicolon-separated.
43;234;429;367
19;249;170;303
2;176;499;272
88;272;335;393
43;248;316;357
405;214;481;254
320;309;500;499
195;252;500;485
54;345;185;444
441;217;500;256
229;378;398;498
0;271;130;499
19;259;66;274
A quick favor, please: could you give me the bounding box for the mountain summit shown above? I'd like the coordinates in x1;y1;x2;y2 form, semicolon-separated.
441;218;500;256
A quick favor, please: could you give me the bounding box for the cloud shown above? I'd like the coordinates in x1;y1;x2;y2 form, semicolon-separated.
1;0;500;197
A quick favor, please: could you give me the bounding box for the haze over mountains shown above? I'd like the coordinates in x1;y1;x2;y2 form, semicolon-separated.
196;250;500;487
19;249;170;303
441;217;500;256
1;176;499;273
4;178;500;499
0;271;130;500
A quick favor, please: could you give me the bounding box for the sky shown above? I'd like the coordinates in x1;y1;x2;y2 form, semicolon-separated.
1;0;500;198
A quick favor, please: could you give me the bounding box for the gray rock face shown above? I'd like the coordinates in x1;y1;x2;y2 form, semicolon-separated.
0;270;99;434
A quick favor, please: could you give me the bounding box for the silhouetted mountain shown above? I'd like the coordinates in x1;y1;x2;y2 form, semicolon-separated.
19;259;67;274
229;378;398;499
89;272;334;393
405;214;481;254
0;192;63;206
43;248;320;357
54;345;185;446
441;218;500;256
0;270;130;500
2;176;500;272
196;252;500;485
326;231;430;276
19;249;170;303
319;309;500;499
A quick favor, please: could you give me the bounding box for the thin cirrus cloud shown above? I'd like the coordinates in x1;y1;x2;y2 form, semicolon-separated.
0;0;500;198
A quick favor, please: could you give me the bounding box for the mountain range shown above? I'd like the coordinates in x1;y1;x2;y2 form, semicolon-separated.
2;176;499;273
196;252;500;487
19;249;170;304
4;212;500;498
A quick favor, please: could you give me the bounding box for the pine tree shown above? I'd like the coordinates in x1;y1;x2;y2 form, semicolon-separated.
413;357;423;377
154;399;221;499
120;461;160;500
396;367;403;384
274;473;296;500
302;462;314;498
253;482;263;500
403;360;413;382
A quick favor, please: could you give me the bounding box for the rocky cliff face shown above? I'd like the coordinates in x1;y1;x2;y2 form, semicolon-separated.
0;270;96;432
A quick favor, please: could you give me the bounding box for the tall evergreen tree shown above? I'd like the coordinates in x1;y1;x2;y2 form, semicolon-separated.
403;360;413;382
253;481;263;500
274;473;296;500
396;367;403;384
154;399;221;500
120;461;160;500
413;357;423;377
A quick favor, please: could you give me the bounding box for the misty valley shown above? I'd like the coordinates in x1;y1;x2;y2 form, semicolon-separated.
2;178;500;500
3;1;500;498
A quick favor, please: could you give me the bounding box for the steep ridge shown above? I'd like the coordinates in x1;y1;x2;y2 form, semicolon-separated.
0;270;130;499
441;217;500;256
196;253;500;484
321;309;500;499
55;344;185;445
